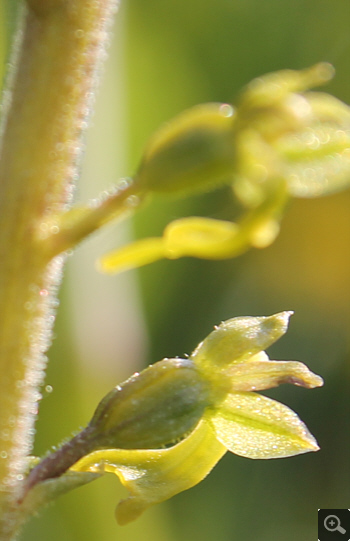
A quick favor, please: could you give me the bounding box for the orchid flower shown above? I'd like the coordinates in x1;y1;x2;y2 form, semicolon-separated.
96;63;350;274
23;312;323;525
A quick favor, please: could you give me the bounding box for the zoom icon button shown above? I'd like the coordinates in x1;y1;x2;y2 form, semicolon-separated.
319;509;350;540
325;516;346;534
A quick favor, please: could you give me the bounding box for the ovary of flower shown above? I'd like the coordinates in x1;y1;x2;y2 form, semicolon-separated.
70;312;323;525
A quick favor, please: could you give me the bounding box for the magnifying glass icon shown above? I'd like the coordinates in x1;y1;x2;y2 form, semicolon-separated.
324;515;346;534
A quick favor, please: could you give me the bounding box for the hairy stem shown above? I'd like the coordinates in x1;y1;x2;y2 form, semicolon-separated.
0;0;118;537
21;427;97;502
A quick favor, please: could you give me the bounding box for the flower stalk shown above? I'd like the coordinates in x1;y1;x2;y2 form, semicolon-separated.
0;1;119;538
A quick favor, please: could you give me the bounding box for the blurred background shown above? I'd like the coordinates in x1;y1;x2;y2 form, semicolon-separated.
1;0;350;539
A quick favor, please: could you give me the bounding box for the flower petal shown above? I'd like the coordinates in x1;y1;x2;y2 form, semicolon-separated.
98;211;284;275
277;92;350;198
97;237;166;274
191;311;293;371
164;217;245;259
234;63;350;203
225;351;324;391
71;420;226;525
208;391;319;459
237;63;334;111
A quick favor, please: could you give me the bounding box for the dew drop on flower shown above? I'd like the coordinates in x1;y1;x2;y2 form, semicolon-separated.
1;430;10;441
126;195;140;208
219;103;235;117
117;177;133;191
50;225;60;235
75;29;85;39
55;142;65;152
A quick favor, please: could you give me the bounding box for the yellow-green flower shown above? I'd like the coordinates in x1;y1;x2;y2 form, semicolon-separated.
97;63;350;274
25;311;321;525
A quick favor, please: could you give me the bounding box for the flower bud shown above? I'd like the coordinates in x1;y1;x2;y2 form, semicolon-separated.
89;358;210;449
134;103;236;195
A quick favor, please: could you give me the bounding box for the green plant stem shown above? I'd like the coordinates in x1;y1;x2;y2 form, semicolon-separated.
37;180;144;260
0;1;118;538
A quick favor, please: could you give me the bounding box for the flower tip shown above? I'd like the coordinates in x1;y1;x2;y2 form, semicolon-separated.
300;425;321;454
115;499;145;526
276;309;293;325
313;374;324;388
265;310;293;336
95;257;123;275
95;258;107;274
313;62;335;84
308;439;320;453
280;310;294;321
300;63;335;91
97;238;166;274
286;371;324;389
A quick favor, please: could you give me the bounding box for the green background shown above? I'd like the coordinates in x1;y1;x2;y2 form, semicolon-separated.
1;1;350;540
